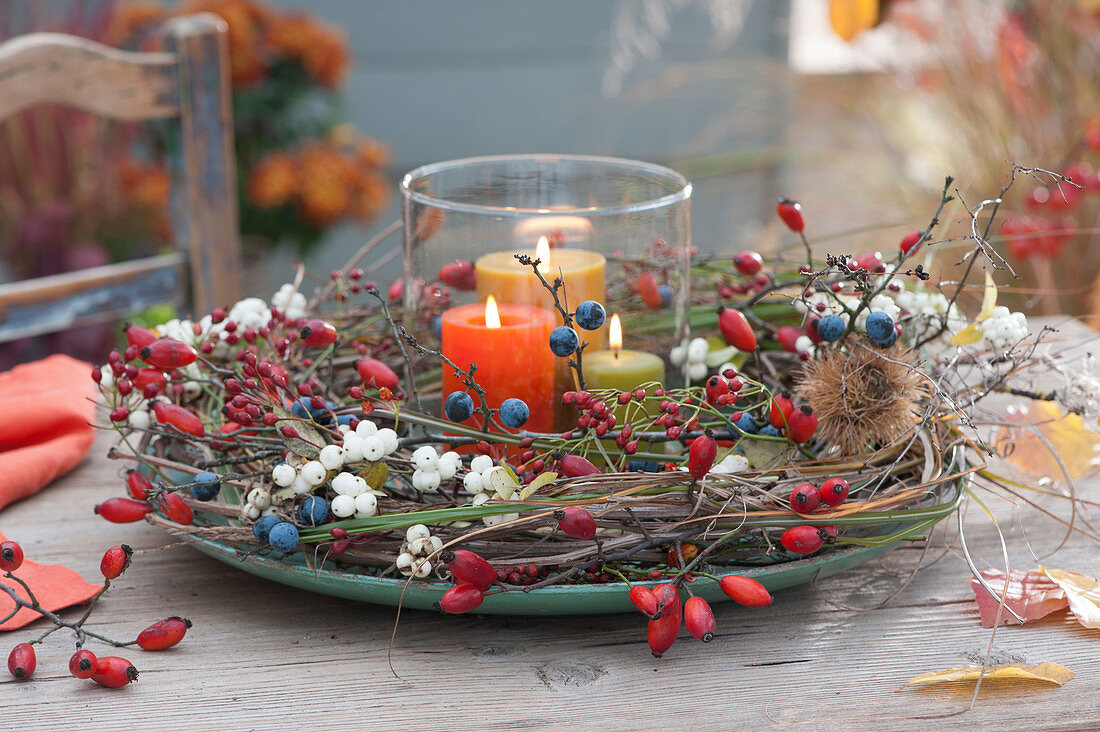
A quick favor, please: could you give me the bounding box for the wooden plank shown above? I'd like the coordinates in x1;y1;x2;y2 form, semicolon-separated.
165;14;243;315
0;254;183;340
0;32;178;120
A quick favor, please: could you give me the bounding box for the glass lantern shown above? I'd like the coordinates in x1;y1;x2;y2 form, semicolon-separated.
401;154;692;430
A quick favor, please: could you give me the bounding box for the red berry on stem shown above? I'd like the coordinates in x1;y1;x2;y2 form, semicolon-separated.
558;454;600;478
444;550;496;591
355;358;400;391
136;617;192;651
69;649;97;679
555;507;597;540
8;643;35;680
438;584;484;614
776;325;801;352
637;271;663;309
126;470;154;500
300;319;339;347
687;431;717;480
899;230;922;255
0;540;24;572
684;596;716;642
768;392;794;429
100;544;133;580
140;337;197;369
789;483;820;513
91;656;139;687
387;278;403;303
786;406;818;444
647;584;682;657
819;477;850;506
733;250;764;276
124;323;158;350
152;402;204;437
776;198;804;232
628;585;660;617
719;575;773;607
109;406;130;422
159;492;194;525
438;260;477;290
95;497;151;523
781;525;824;554
717;306;757;351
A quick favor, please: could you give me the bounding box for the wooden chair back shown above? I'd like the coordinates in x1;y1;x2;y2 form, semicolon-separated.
0;13;242;341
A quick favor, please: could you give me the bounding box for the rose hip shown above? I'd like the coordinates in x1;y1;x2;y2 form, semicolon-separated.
136;617;192;651
91;656;139;687
95;497;152;523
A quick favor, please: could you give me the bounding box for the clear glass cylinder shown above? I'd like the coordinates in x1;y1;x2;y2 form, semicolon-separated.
401;154;692;427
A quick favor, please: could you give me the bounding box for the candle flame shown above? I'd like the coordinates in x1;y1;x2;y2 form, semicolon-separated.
610;313;622;353
485;295;501;329
536;236;550;271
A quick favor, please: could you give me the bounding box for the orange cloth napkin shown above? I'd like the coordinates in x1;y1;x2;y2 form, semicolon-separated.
0;355;101;630
0;530;103;631
0;354;97;511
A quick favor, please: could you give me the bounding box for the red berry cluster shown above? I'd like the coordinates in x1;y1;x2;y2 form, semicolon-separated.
767;392;818;444
2;540;190;687
561;389;646;454
629;574;773;657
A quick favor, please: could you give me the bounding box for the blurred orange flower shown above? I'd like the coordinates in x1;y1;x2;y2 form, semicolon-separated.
267;12;350;88
247;152;298;208
180;0;272;86
105;1;163;45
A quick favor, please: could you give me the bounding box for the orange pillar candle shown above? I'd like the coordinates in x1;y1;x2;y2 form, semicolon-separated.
440;296;557;433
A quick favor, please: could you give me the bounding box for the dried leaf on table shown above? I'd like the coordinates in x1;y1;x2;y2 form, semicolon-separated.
1042;567;1100;629
970;569;1067;627
993;400;1100;480
897;662;1074;691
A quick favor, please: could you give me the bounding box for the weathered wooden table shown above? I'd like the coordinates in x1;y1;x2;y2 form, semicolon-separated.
3;320;1099;730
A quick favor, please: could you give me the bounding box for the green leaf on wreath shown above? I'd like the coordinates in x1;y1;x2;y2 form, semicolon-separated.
358;461;389;490
271;404;324;459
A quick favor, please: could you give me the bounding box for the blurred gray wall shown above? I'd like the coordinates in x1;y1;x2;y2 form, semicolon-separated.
256;1;793;291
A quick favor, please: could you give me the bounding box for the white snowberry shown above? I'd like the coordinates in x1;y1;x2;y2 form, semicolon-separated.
331;494;356;518
128;410;151;430
361;436;385;462
341;432;364;462
405;524;431;543
353;492;378;517
463;472;485;494
470;455;494;474
412;469;442;491
331;472;358;495
412;445;439;471
355;419;378;438
300;460;327;486
318;444;344;471
376;428;399;455
271;463;297;487
246;487;271;510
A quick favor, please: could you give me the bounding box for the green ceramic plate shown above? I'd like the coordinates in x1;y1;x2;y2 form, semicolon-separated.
177;532;905;615
154;450;966;615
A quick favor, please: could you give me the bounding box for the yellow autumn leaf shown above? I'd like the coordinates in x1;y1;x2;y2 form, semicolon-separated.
519;471;558;500
949;322;985;346
1042;567;1100;629
829;0;879;42
897;662;1074;691
994;400;1100;480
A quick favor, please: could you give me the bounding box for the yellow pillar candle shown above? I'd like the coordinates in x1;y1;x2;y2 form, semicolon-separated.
475;237;607;348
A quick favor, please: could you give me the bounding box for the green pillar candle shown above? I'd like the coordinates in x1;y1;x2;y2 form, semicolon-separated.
585;314;665;393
